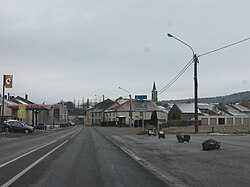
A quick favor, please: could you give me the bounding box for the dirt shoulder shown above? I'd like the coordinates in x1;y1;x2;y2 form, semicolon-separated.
164;124;249;134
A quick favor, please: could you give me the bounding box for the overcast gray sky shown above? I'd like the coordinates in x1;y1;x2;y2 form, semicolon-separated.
1;0;250;104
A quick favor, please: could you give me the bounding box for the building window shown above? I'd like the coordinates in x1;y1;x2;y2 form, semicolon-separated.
218;118;225;125
210;118;217;125
54;109;60;120
227;118;233;125
235;118;242;125
201;118;208;125
243;118;249;125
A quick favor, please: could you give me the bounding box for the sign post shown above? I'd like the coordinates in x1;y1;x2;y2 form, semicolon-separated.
1;75;13;124
135;95;147;129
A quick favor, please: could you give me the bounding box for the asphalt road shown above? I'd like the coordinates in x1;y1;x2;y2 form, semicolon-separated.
0;126;167;187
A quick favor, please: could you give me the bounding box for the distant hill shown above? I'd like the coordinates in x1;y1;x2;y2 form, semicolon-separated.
159;91;250;106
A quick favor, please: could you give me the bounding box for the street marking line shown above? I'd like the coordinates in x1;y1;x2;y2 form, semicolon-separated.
1;140;68;187
71;129;81;139
0;129;79;169
0;140;57;169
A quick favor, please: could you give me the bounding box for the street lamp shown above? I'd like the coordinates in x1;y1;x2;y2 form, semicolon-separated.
167;33;199;133
118;87;132;127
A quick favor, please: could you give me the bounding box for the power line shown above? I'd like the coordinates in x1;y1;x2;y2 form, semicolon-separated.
158;36;250;96
158;57;194;95
198;37;250;58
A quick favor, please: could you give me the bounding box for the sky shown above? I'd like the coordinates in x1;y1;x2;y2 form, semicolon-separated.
1;0;250;104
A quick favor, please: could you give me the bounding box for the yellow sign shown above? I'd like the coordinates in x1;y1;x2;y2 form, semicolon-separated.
4;75;13;88
18;105;26;119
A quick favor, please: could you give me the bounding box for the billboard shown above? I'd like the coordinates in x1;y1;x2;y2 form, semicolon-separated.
4;75;13;88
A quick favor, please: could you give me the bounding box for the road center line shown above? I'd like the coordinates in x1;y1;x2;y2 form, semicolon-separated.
0;140;57;169
1;140;68;187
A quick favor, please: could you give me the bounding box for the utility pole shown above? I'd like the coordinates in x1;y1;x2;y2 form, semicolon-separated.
167;33;199;133
119;87;132;127
194;54;199;133
1;75;5;125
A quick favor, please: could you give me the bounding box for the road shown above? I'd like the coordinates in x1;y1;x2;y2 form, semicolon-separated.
0;126;167;187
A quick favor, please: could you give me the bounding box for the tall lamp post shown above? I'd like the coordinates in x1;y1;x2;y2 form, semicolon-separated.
167;33;199;133
118;87;132;127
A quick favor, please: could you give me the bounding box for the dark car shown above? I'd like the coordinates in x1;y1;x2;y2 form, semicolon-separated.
36;123;48;130
2;120;34;134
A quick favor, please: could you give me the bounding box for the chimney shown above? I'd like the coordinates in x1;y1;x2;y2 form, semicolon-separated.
25;93;28;100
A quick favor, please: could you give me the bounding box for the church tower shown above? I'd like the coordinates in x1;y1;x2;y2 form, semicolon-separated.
151;81;158;102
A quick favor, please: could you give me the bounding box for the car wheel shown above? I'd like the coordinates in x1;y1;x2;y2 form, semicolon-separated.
24;129;29;134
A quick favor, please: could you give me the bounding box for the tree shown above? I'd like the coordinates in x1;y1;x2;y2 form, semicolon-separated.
150;111;158;129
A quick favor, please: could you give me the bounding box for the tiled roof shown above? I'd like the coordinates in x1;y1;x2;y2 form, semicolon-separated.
92;99;117;112
176;103;202;113
11;96;34;105
110;99;163;112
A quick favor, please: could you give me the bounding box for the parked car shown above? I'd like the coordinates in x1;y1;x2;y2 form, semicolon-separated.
69;122;75;126
158;130;165;139
36;123;48;130
2;120;34;134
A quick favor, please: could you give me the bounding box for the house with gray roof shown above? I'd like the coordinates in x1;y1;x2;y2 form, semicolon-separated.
86;97;168;127
168;102;249;126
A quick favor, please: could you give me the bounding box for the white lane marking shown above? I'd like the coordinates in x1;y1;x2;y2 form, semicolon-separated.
70;130;81;139
59;131;77;139
0;129;79;169
1;140;68;187
0;140;57;169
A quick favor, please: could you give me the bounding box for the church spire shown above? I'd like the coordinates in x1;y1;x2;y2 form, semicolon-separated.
151;81;158;102
153;81;156;91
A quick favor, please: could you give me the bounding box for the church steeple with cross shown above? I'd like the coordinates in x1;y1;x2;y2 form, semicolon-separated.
151;81;158;102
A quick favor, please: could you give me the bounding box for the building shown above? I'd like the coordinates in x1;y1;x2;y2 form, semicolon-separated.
1;95;69;127
168;102;250;126
0;96;18;120
90;99;117;126
168;103;202;121
86;97;168;128
108;98;167;127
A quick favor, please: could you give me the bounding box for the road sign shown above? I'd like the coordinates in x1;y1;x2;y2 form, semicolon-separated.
135;95;147;100
135;95;147;111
